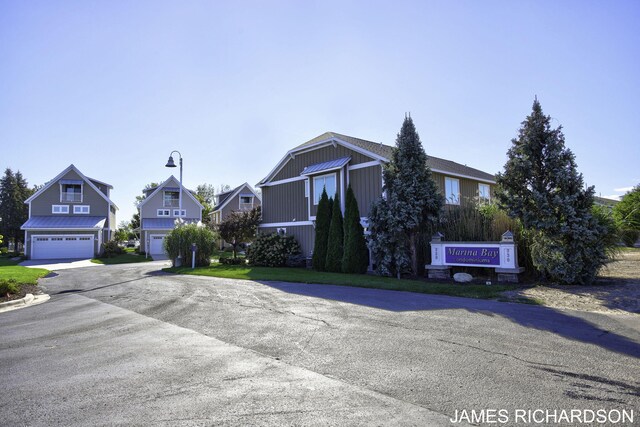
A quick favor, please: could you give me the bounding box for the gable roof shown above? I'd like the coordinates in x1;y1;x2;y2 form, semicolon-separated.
24;164;118;209
138;175;205;210
212;183;261;213
258;131;497;186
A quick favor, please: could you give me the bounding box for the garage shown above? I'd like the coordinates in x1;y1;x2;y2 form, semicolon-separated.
149;235;167;255
31;235;95;260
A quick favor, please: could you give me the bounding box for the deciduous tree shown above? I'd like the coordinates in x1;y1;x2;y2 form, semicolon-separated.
217;207;261;258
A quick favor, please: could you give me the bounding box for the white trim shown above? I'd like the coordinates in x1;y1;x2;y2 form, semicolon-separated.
259;221;313;228
73;205;90;214
347;160;382;171
157;209;171;217
59;181;84;203
257;135;387;186
138;175;205;211
30;233;95;260
173;209;187;217
212;182;261;213
445;176;461;205
24;164;118;210
478;183;491;201
340;167;345;213
52;205;69;214
431;168;496;184
312;173;337;205
258;175;307;188
306;178;311;221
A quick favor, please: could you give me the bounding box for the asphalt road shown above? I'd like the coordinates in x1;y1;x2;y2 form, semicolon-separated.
1;261;639;426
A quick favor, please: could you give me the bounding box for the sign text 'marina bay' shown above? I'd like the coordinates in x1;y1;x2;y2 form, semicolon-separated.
444;246;500;266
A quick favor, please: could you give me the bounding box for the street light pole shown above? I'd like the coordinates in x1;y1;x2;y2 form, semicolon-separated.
166;150;183;265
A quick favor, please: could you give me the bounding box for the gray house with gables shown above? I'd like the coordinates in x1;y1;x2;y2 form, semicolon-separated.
257;132;496;257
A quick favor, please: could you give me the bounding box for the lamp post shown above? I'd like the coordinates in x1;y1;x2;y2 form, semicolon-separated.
165;150;183;265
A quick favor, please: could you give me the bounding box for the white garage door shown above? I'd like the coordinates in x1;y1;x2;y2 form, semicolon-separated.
149;235;167;255
32;235;94;260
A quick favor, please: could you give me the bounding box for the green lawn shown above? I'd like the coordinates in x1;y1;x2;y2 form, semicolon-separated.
91;249;153;265
0;258;49;285
164;263;518;299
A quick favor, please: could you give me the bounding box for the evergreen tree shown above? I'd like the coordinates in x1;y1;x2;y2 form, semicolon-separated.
0;168;32;248
369;115;443;277
613;184;640;246
342;185;368;273
496;98;608;284
312;189;331;271
325;194;344;272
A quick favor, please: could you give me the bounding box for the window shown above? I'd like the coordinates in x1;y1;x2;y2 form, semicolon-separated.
61;184;82;202
313;174;336;205
52;205;69;214
239;195;254;210
276;227;287;235
163;191;180;207
445;177;460;205
173;209;186;217
478;183;491;202
74;205;90;214
157;209;171;216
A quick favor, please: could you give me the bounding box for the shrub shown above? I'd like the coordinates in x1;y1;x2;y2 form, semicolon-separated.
247;232;302;267
0;247;8;255
164;222;217;267
312;189;332;271
325;194;344;272
0;278;20;297
342;185;369;274
101;240;124;258
219;257;245;265
620;228;640;247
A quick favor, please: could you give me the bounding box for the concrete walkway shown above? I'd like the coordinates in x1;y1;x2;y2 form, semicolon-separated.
19;259;104;270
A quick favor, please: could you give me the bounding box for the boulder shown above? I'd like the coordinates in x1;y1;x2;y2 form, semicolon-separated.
453;272;473;283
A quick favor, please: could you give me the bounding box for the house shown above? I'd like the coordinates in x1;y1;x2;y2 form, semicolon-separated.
138;176;204;256
210;183;261;249
21;164;118;260
256;132;497;257
210;183;262;225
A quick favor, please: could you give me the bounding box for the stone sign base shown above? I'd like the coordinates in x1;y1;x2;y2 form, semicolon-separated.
425;265;451;280
495;267;525;283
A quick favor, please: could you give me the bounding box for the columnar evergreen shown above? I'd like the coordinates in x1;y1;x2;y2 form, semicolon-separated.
369;116;443;277
312;189;331;271
0;168;32;248
496;98;608;284
325;194;344;272
342;185;368;273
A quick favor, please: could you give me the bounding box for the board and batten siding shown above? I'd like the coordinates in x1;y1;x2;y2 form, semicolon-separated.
273;145;375;182
431;173;494;205
261;180;308;224
348;165;383;217
30;170;109;217
260;225;315;258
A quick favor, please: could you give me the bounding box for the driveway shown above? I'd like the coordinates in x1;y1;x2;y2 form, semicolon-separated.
19;258;104;270
1;262;639;426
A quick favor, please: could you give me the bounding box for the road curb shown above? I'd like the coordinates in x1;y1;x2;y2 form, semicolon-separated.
0;293;50;313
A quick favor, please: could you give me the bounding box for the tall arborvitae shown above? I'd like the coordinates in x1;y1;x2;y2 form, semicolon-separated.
342;185;368;273
496;98;607;284
312;189;331;271
369;115;443;277
325;194;344;272
0;168;32;248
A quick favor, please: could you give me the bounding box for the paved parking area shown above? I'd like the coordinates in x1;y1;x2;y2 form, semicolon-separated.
1;262;639;426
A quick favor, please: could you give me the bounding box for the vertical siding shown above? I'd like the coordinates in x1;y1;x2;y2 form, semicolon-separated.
347;165;383;217
261;180;308;223
31;170;110;217
309;170;344;217
433;172;495;207
273;145;375;181
260;225;315;257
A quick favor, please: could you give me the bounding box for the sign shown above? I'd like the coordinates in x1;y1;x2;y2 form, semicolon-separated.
444;246;500;266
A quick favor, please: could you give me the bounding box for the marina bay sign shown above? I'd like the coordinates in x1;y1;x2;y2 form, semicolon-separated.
445;246;501;267
426;231;525;282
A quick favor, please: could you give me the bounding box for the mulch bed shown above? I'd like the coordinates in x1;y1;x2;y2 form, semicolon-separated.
1;284;40;304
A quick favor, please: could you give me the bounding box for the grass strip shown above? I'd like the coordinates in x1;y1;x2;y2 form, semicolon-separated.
164;263;518;299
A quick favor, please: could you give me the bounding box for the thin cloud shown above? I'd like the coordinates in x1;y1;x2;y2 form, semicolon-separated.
603;194;622;201
614;186;634;193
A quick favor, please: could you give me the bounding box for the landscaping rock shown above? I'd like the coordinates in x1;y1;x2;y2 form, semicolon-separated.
453;272;473;283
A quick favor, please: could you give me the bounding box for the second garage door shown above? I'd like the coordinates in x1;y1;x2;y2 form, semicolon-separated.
149;235;167;255
32;235;94;260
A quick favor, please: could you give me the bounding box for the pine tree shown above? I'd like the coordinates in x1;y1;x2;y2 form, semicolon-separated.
369;115;443;277
312;189;331;271
496;98;608;284
342;185;368;273
0;168;32;248
325;194;344;272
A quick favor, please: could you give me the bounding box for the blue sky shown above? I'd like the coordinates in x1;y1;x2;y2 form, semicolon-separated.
1;0;638;224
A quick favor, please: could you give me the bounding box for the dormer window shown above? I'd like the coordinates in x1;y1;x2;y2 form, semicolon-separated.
60;180;83;203
239;194;254;210
163;190;180;207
